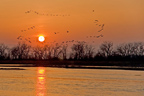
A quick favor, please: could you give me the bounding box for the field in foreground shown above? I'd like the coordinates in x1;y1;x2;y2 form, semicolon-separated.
0;67;144;96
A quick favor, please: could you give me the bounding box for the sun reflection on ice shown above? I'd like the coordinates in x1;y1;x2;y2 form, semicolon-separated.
38;68;45;74
36;67;46;96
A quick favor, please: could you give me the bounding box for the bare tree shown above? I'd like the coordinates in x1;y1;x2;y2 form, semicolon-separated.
116;42;144;56
43;45;53;59
30;43;63;60
33;46;44;60
132;42;144;56
71;42;85;60
61;44;68;60
52;43;62;59
84;45;95;59
0;44;8;59
71;41;94;60
11;43;31;59
98;41;113;57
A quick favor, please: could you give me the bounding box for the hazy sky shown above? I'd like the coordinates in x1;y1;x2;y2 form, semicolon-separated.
0;0;144;47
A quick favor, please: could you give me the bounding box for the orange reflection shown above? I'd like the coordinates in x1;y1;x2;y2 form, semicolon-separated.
38;69;45;74
36;67;46;96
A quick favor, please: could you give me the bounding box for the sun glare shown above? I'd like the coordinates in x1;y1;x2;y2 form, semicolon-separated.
38;69;45;74
38;36;45;42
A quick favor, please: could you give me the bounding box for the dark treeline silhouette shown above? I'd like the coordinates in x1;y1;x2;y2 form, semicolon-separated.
1;41;144;67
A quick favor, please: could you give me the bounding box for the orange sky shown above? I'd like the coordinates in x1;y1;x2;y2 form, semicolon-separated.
0;0;144;47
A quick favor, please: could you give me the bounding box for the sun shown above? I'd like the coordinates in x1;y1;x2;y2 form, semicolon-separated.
38;36;45;42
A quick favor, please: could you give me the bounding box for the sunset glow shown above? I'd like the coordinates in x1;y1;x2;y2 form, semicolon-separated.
0;0;143;46
38;36;45;42
0;0;144;96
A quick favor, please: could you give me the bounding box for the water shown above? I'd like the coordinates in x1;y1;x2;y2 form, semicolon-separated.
0;67;144;96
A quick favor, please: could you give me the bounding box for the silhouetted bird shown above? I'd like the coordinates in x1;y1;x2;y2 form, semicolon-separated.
101;24;105;29
17;36;23;40
17;36;22;39
95;20;98;22
97;36;100;38
98;29;103;32
100;34;103;37
28;41;31;43
25;11;30;13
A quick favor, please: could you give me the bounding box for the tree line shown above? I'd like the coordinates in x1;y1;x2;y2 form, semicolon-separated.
0;41;144;61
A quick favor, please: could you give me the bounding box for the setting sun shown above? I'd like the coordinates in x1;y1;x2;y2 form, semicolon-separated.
38;36;45;42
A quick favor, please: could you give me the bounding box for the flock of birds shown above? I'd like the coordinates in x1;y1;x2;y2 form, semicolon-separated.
21;26;35;32
25;10;70;17
17;25;36;43
17;9;105;45
17;36;31;43
46;40;88;47
86;19;105;39
54;31;69;34
87;34;103;38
